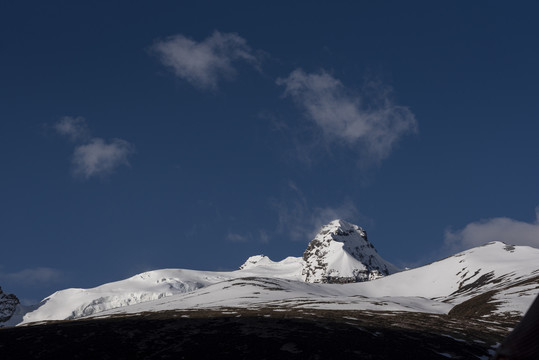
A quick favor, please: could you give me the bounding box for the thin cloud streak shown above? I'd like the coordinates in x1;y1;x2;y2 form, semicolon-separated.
277;69;417;164
226;230;269;244
0;267;64;286
226;232;250;243
151;31;259;91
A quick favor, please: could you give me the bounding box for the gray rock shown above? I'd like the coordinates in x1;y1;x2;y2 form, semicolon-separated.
0;287;19;323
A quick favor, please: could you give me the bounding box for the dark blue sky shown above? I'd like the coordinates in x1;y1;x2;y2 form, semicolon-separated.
1;1;538;303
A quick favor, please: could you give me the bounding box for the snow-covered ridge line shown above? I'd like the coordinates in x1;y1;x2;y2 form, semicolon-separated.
19;258;306;325
4;220;539;326
95;241;538;320
89;240;539;318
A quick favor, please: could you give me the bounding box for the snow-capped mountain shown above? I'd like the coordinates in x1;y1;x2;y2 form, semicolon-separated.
345;241;539;315
91;241;539;320
302;219;399;283
3;220;539;327
19;269;225;324
18;258;304;326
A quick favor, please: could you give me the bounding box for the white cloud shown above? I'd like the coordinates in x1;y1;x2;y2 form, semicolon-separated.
51;116;135;179
0;267;63;286
276;69;417;163
444;207;539;251
54;116;90;142
151;31;259;91
72;138;134;179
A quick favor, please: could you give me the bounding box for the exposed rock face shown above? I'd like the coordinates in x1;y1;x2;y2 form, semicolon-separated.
0;287;19;323
302;220;399;283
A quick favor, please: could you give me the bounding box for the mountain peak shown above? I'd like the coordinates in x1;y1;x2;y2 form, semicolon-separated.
322;219;368;239
238;255;271;270
302;219;398;283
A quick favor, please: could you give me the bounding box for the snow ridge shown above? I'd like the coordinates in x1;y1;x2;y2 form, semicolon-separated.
239;255;271;270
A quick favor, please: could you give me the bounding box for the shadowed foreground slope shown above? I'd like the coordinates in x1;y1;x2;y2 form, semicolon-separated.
0;308;515;359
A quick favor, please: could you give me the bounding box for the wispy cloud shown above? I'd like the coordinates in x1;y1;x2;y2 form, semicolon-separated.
151;31;259;91
226;232;250;243
0;267;64;286
54;116;90;142
53;116;134;179
72;138;134;179
259;230;270;244
226;230;272;244
273;181;360;241
444;207;539;251
276;69;417;164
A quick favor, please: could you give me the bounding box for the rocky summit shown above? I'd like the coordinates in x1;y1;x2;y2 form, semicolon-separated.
302;220;399;283
0;287;19;323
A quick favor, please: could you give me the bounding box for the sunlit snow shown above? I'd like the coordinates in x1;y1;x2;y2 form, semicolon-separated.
14;240;539;326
